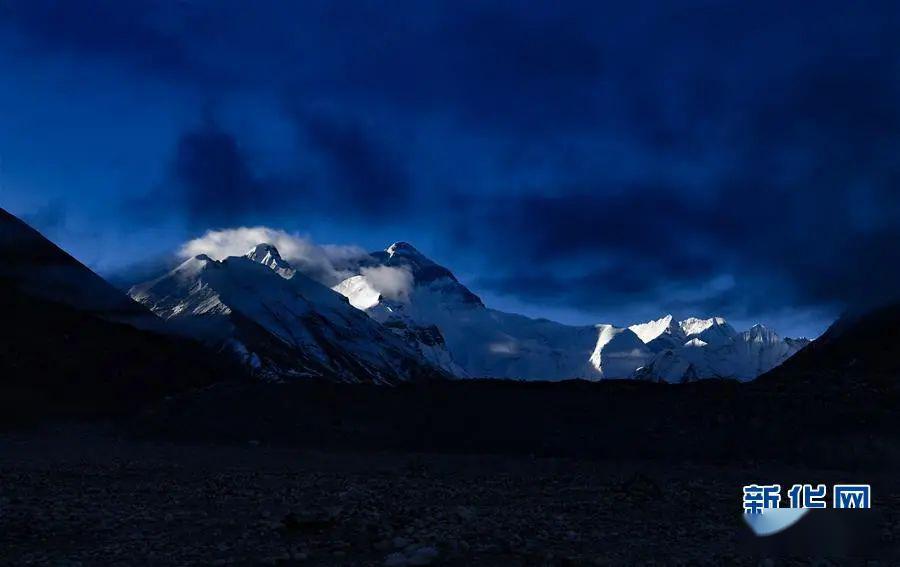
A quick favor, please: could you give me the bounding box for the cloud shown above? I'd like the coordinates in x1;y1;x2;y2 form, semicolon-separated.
6;0;900;337
437;8;900;323
299;112;412;216
360;265;414;301
178;227;367;285
162;118;305;227
0;0;193;79
129;113;410;228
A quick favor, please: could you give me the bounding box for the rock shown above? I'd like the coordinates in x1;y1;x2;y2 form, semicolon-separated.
383;546;439;567
384;552;409;567
407;546;439;565
392;536;412;549
620;473;663;500
455;505;476;522
280;509;337;533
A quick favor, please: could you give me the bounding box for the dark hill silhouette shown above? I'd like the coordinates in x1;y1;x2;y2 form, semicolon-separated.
0;208;240;422
759;303;900;391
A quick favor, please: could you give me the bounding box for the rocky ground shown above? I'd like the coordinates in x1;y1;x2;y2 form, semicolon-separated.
1;424;898;566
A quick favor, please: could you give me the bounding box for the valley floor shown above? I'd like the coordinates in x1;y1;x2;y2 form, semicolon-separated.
0;423;898;566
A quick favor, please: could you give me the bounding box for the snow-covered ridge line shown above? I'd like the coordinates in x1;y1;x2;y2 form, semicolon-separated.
128;245;452;384
332;242;810;383
129;235;807;384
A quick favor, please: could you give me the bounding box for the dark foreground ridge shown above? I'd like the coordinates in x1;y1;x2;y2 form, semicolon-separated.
5;316;900;564
0;206;240;422
0;281;236;423
135;375;900;469
2;376;897;565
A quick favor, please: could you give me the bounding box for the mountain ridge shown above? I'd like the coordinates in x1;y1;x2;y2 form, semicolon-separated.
129;246;450;384
0;206;815;389
333;242;809;382
0;207;234;419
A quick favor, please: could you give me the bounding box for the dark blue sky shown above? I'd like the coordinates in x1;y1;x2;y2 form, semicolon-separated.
3;0;900;337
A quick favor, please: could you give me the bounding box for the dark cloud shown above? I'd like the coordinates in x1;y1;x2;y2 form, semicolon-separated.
0;0;195;79
118;117;303;228
5;0;900;333
451;187;736;315
173;119;259;223
129;112;411;227
455;35;900;317
302;114;411;215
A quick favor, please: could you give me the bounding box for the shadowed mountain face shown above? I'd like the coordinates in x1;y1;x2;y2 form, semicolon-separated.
760;303;900;389
0;208;237;421
0;208;153;326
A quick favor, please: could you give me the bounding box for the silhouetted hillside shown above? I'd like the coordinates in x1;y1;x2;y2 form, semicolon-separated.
0;282;241;423
0;207;241;422
760;303;900;391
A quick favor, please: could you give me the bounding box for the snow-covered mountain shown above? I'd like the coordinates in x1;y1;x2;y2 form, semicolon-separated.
0;203;808;391
589;324;653;379
124;234;806;384
333;243;644;380
631;316;809;382
334;242;607;380
334;243;809;382
129;245;447;384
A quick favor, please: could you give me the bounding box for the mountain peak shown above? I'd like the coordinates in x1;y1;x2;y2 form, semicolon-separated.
629;314;681;344
245;243;294;278
679;316;729;337
168;254;217;279
386;241;425;258
246;242;282;261
744;323;779;343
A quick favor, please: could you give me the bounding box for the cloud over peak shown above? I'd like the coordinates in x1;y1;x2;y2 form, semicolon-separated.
360;265;414;301
178;227;367;286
